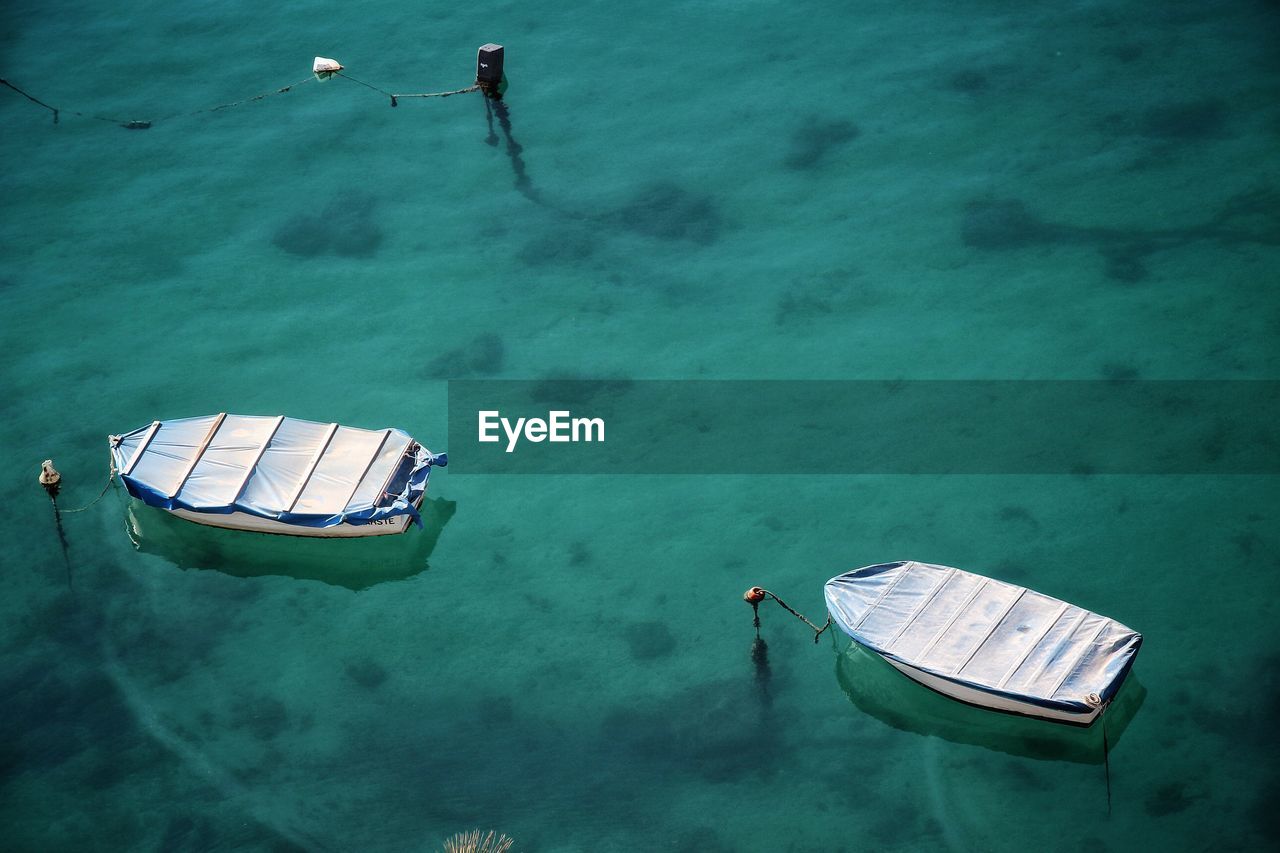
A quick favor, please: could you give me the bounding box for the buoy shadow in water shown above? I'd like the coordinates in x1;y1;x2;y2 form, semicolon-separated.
834;636;1145;764
122;498;457;590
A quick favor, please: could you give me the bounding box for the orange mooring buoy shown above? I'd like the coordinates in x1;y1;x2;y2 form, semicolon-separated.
744;586;766;636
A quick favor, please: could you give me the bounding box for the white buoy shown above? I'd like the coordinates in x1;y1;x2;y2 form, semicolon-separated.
39;459;61;499
313;57;344;81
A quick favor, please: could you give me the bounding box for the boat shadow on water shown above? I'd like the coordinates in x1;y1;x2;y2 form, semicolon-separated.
834;637;1146;765
122;497;457;591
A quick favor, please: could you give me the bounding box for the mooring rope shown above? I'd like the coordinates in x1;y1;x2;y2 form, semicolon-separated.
389;85;479;105
181;75;316;120
333;71;391;98
743;586;832;643
2;68;480;130
5;61;523;203
56;463;118;514
2;75;316;129
335;70;481;105
0;78;62;123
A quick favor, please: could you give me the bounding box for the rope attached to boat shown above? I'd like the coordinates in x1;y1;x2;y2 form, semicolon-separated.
55;461;118;513
744;586;832;644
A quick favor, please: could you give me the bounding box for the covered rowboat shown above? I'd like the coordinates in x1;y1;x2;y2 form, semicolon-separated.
109;413;446;537
825;561;1142;725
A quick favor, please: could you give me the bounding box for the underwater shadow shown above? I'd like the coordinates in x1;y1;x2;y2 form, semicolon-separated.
961;187;1280;282
122;497;457;591
834;639;1145;765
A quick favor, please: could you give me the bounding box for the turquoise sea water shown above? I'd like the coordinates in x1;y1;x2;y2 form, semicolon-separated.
2;1;1278;850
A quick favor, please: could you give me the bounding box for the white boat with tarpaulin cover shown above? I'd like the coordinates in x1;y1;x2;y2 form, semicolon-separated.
825;561;1142;726
109;413;446;538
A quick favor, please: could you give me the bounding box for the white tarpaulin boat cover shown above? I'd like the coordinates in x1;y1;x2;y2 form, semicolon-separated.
109;414;446;530
825;561;1142;718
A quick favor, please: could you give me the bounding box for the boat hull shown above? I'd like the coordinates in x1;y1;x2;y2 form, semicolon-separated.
168;508;413;538
881;656;1102;726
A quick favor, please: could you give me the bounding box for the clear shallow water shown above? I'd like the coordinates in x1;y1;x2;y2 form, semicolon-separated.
2;1;1278;850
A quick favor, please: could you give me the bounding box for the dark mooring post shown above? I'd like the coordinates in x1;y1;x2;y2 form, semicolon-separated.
476;43;506;99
